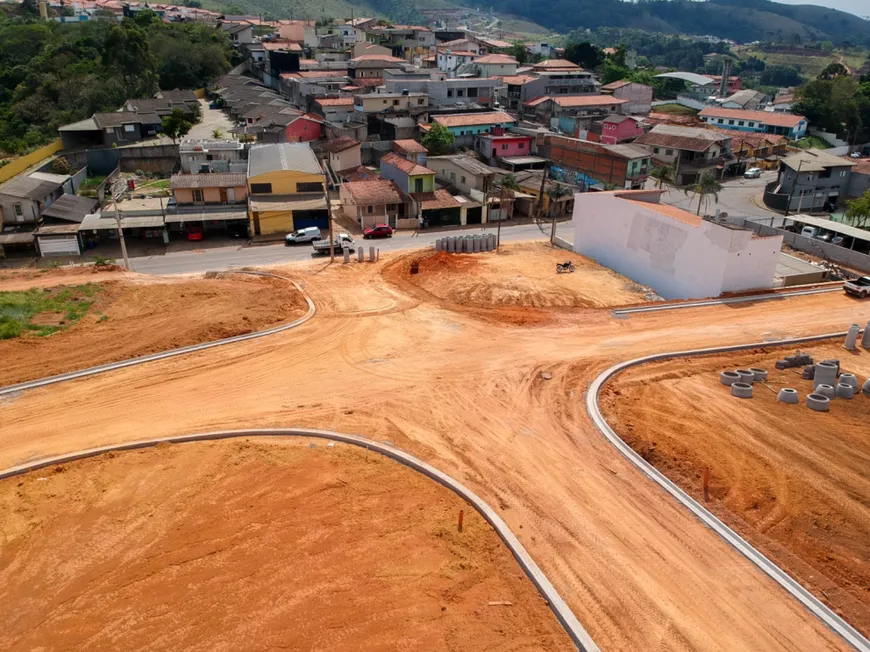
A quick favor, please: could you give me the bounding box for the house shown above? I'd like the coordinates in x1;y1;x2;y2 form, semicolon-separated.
34;194;100;257
392;139;428;165
706;127;788;171
325;137;362;174
599;115;644;144
171;173;248;205
845;158;870;200
499;75;540;111
379;151;463;226
493;169;575;217
353;92;429;115
246;143;328;235
367;25;435;61
476;133;534;164
223;22;254;45
428;111;516;148
280;71;349;106
541;134;651;190
698;107;808;140
353;42;392;58
599;80;653;115
382;75;500;109
523;96;628;131
530;59;600;96
633;124;732;185
768;90;796;114
154;89;201;108
426;154;498;224
571;190;783;299
340;179;411;229
435;38;481;55
58;111;162;149
179;139;246;174
0;174;66;226
313;97;356;123
124;98;194;119
472;53;518;78
380;151;435;195
718;89;767;111
436;50;477;75
348;54;406;82
710;75;742;94
763;149;854;213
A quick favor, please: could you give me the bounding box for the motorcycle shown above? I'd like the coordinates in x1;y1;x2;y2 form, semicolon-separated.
556;261;575;274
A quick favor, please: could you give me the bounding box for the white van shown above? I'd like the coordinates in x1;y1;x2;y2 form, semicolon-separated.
285;226;322;246
800;226;818;239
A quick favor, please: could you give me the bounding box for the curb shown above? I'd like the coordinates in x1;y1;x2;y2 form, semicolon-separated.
0;271;316;397
586;332;870;652
612;286;841;316
0;428;600;652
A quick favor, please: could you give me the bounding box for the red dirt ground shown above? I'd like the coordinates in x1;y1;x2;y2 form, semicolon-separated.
0;438;573;652
600;342;870;636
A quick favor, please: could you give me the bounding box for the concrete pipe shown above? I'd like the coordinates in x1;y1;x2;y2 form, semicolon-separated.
369;246;375;262
731;382;753;398
862;378;870;396
749;367;768;382
777;388;799;404
472;237;481;253
844;323;860;350
446;237;455;253
813;362;838;388
358;248;364;262
806;394;831;412
862;320;870;348
720;371;741;386
435;239;442;252
736;369;755;384
343;248;350;264
836;383;855;399
815;383;836;399
838;373;858;389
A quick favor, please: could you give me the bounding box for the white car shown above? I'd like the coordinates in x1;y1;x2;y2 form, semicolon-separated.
744;167;762;179
285;226;322;246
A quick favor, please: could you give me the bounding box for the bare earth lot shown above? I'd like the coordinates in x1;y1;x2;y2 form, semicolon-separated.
0;439;572;652
1;244;867;651
600;343;870;636
0;271;306;385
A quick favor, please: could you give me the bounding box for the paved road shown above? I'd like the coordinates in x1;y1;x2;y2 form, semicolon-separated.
130;221;555;275
650;170;778;217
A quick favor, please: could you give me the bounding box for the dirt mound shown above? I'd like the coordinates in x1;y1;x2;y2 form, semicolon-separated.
0;265;127;291
0;273;307;385
600;342;870;635
0;439;573;652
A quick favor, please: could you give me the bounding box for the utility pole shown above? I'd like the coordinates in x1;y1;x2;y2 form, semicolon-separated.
321;159;334;263
110;180;130;270
784;158;803;217
534;160;550;222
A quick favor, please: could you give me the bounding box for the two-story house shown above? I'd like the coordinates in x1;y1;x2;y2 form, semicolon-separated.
523;96;628;133
379;152;461;226
179;139;246;174
0;174;66;227
539;134;651;190
599;80;653;115
340;179;411;229
599;115;645;145
246;143;328;235
764;149;855;213
426;154;498;224
634;124;732;186
472;53;518;78
325;137;362;175
428;111;516;148
475;133;534;165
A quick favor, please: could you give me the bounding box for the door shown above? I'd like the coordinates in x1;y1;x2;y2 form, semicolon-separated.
227;187;236;204
415;178;424;193
219;188;228;204
38;235;80;256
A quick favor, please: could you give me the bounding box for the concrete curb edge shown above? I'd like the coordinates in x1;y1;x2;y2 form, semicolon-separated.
0;428;599;652
586;331;870;652
0;271;316;397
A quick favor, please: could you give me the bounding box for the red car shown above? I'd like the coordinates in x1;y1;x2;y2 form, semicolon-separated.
363;224;393;239
186;226;204;241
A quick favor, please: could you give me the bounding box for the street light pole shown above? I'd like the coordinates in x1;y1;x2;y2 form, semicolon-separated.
111;180;130;270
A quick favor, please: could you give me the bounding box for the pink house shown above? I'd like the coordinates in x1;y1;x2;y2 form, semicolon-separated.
476;133;534;163
600;115;644;145
284;113;324;142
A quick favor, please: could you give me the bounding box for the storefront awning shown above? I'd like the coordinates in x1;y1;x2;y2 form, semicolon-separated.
165;210;248;223
79;214;165;231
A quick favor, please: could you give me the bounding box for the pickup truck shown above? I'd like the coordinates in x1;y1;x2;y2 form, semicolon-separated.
312;233;355;255
843;276;870;298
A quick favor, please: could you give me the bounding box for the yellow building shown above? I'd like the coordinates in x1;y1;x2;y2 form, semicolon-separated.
247;143;329;235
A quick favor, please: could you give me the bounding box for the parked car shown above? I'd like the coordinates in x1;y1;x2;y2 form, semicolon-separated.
186;226;203;241
312;233;355;255
285;226;322;246
363;224;394;239
843;276;870;298
744;167;762;179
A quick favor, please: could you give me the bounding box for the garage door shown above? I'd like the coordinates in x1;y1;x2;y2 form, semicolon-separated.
38;235;80;256
292;210;329;230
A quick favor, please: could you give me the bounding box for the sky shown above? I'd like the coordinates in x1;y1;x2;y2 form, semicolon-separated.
772;0;869;18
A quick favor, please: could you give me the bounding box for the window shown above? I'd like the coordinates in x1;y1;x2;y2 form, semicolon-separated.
383;99;388;104
502;144;508;150
417;98;424;105
387;204;397;211
297;182;324;192
457;89;465;97
748;122;755;127
653;147;660;154
717;119;724;124
192;189;204;203
250;183;272;194
460;176;466;184
737;121;744;126
467;87;478;98
206;154;214;161
393;99;399;106
450;172;455;180
124;124;135;132
665;149;673;156
415;178;423;193
728;120;735;125
13;203;22;217
447;89;454;98
367;205;373;213
839;170;847;177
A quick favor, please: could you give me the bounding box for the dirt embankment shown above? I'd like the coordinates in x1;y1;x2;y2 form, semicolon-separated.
0;272;307;386
600;343;870;635
0;264;128;290
0;439;573;652
383;242;649;324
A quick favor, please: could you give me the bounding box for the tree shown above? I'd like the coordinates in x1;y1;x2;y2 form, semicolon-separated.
161;108;192;143
102;22;157;98
212;128;223;139
547;184;571;216
421;123;454;155
650;165;673;189
845;190;870;229
601;60;630;85
50;156;72;175
684;173;722;215
499;173;520;191
507;40;528;65
564;42;602;69
818;62;849;80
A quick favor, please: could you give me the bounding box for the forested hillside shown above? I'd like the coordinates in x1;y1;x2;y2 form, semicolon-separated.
0;8;233;156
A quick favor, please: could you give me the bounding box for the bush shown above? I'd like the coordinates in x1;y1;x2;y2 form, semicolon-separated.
50;156;72;175
91;254;116;267
0;318;22;340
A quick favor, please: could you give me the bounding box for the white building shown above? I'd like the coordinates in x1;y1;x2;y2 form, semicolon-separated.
571;190;782;299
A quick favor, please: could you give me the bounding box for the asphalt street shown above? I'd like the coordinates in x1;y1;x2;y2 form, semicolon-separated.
646;169;778;217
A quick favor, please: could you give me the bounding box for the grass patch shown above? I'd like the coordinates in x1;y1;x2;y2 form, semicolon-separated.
137;179;170;191
793;135;832;150
77;176;106;198
0;284;101;340
653;103;699;116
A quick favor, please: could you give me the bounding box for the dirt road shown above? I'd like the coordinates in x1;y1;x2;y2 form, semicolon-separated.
1;245;866;651
0;439;571;652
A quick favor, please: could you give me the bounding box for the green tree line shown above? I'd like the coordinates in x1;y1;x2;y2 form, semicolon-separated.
0;9;233;155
